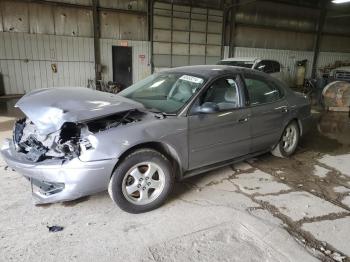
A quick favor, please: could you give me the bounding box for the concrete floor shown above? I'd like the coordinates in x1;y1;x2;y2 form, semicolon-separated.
0;99;350;262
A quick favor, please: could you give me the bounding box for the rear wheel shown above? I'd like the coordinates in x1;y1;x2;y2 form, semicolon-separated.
108;149;174;213
271;121;300;158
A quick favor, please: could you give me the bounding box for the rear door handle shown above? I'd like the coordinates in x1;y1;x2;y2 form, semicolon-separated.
238;117;249;123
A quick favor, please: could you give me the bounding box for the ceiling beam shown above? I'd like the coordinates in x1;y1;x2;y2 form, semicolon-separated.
8;0;147;16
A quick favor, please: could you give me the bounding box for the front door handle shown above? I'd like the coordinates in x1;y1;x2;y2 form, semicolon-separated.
275;106;288;113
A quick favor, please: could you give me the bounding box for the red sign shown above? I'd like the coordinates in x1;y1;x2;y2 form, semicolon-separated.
120;40;128;47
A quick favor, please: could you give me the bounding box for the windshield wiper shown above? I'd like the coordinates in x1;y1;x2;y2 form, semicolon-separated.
149;110;176;118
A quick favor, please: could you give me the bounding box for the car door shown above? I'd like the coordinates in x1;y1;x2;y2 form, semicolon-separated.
243;72;290;152
187;75;251;170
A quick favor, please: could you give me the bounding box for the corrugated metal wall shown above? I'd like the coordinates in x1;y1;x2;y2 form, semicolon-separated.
233;47;350;85
153;1;223;71
100;39;151;83
0;0;150;95
0;32;151;94
0;32;95;95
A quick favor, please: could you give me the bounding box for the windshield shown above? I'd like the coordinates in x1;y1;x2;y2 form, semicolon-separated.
119;73;205;114
217;60;254;69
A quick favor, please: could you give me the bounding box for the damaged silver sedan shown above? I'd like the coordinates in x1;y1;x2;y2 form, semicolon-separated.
1;66;312;213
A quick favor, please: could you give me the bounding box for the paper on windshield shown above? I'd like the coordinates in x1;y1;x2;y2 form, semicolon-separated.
180;75;203;84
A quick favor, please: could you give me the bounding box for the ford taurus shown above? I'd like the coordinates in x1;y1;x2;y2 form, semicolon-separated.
1;65;311;213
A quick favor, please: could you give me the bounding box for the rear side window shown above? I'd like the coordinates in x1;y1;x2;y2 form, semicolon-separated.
244;76;282;105
255;61;273;74
271;61;281;73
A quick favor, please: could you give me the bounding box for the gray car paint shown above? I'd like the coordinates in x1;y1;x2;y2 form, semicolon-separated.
1;65;312;204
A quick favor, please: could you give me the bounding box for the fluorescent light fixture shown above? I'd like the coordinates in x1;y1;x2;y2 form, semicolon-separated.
332;0;350;3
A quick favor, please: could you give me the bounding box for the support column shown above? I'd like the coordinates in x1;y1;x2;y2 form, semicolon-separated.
311;0;327;79
148;0;154;73
228;0;238;58
92;0;101;86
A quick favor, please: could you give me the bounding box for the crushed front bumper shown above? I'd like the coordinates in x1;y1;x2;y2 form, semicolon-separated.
1;139;117;204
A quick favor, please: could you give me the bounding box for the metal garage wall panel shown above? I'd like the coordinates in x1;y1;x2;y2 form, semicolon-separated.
190;32;206;44
191;14;207;20
173;5;190;12
99;39;151;84
236;26;314;51
99;0;146;12
208;15;222;22
192;7;207;14
154;16;171;29
153;54;171;67
191;20;206;32
76;9;93;37
0;7;3;32
172;55;189;67
172;43;189;55
153;2;223;69
207;34;221;45
2;1;29;33
190;44;205;56
0;32;95;94
206;45;221;56
320;35;350;53
118;13;147;40
172;31;189;43
207;22;222;34
206;56;220;64
173;11;190;19
154;9;172;16
153;29;171;42
209;10;223;16
189;56;205;65
100;12;120;39
173;18;190;31
29;4;55;35
317;52;350;70
153;42;171;55
100;12;145;40
154;2;171;10
54;7;79;36
45;0;92;5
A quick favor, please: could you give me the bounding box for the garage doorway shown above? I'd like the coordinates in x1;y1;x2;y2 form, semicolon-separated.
112;46;133;89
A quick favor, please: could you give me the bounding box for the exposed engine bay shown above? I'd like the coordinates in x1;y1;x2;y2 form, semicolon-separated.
13;110;143;162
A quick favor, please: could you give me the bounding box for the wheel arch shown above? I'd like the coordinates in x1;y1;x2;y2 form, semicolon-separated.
113;141;183;180
288;117;302;136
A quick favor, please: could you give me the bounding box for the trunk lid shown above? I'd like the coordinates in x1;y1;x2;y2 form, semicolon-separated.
16;87;144;135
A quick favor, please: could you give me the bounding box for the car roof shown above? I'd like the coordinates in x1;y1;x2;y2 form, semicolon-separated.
220;57;258;62
330;66;350;73
160;65;265;79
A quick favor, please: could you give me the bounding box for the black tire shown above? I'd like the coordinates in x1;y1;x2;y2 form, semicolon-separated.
108;149;174;213
271;121;300;158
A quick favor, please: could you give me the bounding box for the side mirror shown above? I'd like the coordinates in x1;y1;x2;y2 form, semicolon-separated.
193;102;219;114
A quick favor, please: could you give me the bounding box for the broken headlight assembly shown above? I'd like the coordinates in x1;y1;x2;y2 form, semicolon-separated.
13;119;83;162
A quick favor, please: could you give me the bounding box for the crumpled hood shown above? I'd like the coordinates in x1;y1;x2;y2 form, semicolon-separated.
16;87;144;135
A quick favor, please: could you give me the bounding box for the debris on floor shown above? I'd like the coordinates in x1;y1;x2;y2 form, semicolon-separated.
47;225;64;233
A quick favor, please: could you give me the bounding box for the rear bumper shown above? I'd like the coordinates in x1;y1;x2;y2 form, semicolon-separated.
1;139;117;204
299;115;313;136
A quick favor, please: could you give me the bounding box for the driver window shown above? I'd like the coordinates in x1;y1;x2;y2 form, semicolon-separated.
200;77;240;111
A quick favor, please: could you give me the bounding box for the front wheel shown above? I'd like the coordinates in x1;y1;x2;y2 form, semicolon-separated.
108;149;174;213
271;121;300;158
